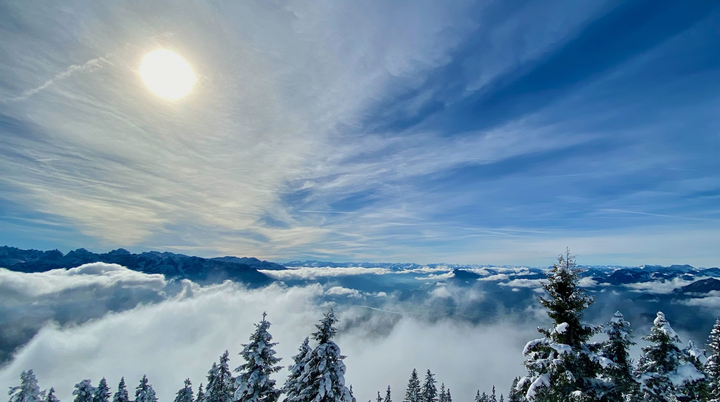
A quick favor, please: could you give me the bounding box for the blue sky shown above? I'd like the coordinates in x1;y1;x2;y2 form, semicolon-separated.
0;0;718;266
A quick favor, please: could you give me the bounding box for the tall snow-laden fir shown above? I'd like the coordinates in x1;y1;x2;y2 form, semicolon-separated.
205;352;235;402
708;318;720;402
93;378;111;402
283;337;312;402
635;311;705;401
113;378;130;402
420;370;437;402
518;250;606;402
174;379;194;402
135;375;158;402
294;309;352;402
600;311;639;401
74;380;96;402
8;370;44;402
234;312;283;402
438;384;446;402
404;370;421;402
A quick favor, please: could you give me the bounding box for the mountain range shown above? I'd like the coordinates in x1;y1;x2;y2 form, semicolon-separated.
1;245;719;291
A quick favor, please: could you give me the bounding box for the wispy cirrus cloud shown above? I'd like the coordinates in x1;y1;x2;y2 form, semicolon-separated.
0;0;717;265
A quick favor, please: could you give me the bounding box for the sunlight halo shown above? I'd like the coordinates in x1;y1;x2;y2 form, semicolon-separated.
140;50;195;99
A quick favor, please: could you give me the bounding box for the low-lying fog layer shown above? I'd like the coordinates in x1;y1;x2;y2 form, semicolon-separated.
0;263;716;402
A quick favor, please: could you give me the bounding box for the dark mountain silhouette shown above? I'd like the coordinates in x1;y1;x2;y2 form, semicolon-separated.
0;246;283;285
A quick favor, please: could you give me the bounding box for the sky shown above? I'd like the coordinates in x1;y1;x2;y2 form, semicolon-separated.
0;0;718;266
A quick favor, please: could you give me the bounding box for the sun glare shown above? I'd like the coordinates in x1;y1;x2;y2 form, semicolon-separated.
140;50;195;99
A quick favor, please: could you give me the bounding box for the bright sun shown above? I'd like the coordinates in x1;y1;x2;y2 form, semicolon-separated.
140;50;195;99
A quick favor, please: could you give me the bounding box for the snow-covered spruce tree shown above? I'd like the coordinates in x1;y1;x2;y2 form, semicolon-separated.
420;370;437;402
113;378;130;402
376;392;383;402
175;379;195;402
490;386;497;402
708;318;720;402
74;380;96;402
196;384;205;402
45;388;59;402
135;376;158;402
683;339;709;399
383;386;392;402
206;352;235;402
475;391;487;402
600;311;639;401
635;311;705;401
444;389;451;402
93;378;111;402
517;250;605;402
235;313;283;402
8;370;44;402
283;337;312;402
438;384;446;402
404;370;421;402
295;309;352;402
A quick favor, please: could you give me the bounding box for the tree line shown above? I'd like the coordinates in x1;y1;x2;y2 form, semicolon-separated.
8;251;720;402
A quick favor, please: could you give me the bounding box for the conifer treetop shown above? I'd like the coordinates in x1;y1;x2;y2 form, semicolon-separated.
234;312;283;402
9;370;44;402
312;309;338;344
538;249;595;348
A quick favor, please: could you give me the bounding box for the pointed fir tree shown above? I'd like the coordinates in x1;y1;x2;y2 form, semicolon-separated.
444;389;451;402
384;386;392;402
489;386;496;402
506;378;522;402
707;318;720;402
45;388;59;402
196;384;205;402
175;379;195;402
635;311;705;402
420;370;437;402
235;313;283;402
438;384;446;402
348;386;356;402
283;337;312;402
600;311;639;401
475;391;488;402
295;309;352;402
9;370;44;402
404;370;421;402
206;352;235;402
518;250;604;402
135;376;158;402
113;378;129;402
93;379;111;402
74;380;96;402
376;392;383;402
